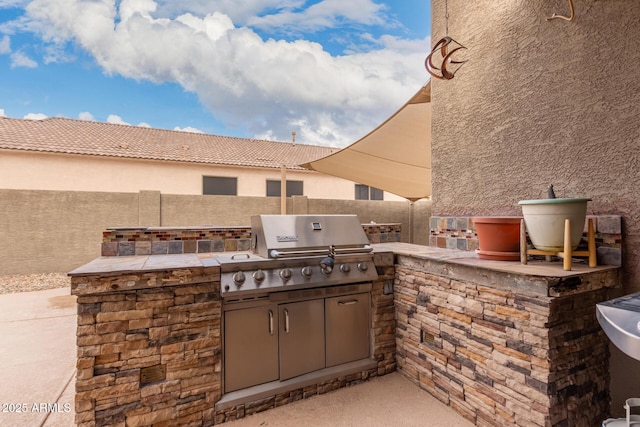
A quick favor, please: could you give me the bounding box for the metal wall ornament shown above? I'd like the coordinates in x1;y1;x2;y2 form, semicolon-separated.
425;37;467;80
425;0;467;80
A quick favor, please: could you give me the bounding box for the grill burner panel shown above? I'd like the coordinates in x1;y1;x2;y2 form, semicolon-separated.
597;292;640;361
218;253;376;299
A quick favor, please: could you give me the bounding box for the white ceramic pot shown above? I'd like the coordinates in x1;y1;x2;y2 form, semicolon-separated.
518;198;591;251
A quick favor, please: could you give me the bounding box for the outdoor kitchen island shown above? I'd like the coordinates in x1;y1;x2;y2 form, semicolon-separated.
69;233;619;426
379;242;621;427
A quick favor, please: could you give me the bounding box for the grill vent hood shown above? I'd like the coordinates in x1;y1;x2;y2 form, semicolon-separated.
251;215;371;258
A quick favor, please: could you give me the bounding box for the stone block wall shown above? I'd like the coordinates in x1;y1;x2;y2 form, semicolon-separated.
394;255;619;426
371;251;397;375
71;268;221;427
362;223;402;244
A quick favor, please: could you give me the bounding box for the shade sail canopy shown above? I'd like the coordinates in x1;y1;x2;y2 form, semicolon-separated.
300;81;431;201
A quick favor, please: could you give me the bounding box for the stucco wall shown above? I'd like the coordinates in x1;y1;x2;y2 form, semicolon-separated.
0;189;430;276
430;0;640;415
0;150;406;201
0;190;139;275
430;0;640;291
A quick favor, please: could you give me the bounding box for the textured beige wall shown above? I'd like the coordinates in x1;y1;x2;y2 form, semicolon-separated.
0;190;139;275
0;189;429;276
430;0;640;414
431;0;640;289
306;198;432;244
160;194;283;226
0;150;406;201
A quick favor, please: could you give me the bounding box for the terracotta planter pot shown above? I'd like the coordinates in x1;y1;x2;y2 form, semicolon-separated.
472;217;522;261
518;198;591;251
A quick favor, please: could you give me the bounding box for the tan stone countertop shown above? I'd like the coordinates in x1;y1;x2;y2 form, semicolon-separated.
70;242;619;279
372;242;619;278
68;252;221;277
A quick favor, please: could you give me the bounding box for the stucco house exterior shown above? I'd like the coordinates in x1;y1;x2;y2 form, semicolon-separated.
0;116;403;201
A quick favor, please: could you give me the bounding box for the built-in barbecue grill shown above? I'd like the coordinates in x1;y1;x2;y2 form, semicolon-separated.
597;292;640;361
217;215;379;399
218;214;378;300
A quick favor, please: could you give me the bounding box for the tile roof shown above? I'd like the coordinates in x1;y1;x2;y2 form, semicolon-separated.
0;117;336;170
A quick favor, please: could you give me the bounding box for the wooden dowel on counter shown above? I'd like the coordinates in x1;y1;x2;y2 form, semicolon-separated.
520;219;528;265
588;218;597;267
563;219;572;271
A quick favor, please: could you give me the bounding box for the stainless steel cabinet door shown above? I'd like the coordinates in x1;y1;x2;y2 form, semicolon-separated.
224;304;279;392
325;293;370;367
279;299;325;380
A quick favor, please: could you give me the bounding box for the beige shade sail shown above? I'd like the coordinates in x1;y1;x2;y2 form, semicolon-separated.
300;81;431;201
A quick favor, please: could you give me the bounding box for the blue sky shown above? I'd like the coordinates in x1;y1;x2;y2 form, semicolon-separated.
0;1;430;147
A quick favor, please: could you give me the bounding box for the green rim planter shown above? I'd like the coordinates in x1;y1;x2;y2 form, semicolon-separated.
518;198;591;252
472;217;522;261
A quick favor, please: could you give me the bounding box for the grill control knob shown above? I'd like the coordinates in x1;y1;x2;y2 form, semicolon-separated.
357;262;369;272
280;268;292;281
339;264;351;273
301;266;313;278
253;269;266;283
321;265;333;275
232;271;246;286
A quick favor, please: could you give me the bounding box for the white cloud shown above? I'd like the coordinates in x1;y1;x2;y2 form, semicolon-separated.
137;122;151;127
153;1;299;26
0;108;6;117
16;0;428;146
78;111;94;120
173;126;203;133
0;35;10;54
23;112;47;120
246;0;389;33
0;0;29;7
10;50;37;68
107;114;130;125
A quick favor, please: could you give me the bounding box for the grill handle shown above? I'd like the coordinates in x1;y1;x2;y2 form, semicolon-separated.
284;309;290;333
269;245;373;259
268;310;274;335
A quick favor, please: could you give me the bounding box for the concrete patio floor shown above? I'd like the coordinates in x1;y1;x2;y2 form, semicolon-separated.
223;372;474;427
0;287;76;427
0;287;473;427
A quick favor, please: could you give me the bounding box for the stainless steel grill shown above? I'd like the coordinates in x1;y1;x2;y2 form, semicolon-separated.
597;292;640;361
218;214;378;396
218;214;378;300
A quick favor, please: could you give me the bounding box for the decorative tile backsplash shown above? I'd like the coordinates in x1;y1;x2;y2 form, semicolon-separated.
101;223;402;256
102;226;252;256
429;215;622;265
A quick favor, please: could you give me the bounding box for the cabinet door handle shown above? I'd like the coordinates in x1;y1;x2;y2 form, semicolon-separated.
284;308;290;333
338;299;359;306
268;310;274;335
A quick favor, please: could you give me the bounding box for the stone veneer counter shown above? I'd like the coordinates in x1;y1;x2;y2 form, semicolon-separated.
371;242;620;427
69;249;396;426
69;243;619;426
70;253;221;294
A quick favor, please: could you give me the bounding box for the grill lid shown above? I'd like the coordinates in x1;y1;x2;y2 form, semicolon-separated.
251;214;371;258
597;292;640;361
